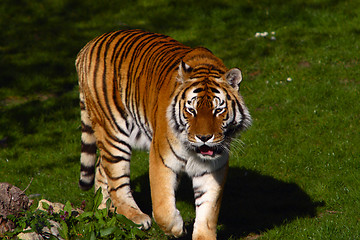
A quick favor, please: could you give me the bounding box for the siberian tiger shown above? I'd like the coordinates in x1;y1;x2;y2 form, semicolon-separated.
75;29;251;239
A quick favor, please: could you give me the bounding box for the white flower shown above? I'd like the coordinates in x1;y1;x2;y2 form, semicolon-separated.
287;77;292;82
255;31;276;39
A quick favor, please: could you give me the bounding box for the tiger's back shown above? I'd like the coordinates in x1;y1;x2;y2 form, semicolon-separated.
76;30;192;141
75;29;251;239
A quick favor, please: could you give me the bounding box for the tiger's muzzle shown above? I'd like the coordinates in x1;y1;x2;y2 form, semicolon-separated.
190;134;225;159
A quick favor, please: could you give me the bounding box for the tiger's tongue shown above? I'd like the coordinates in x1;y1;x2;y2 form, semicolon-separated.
199;145;214;156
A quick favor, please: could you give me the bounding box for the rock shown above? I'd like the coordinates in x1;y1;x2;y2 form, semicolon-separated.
37;199;65;214
37;199;84;215
0;182;29;218
17;220;63;240
0;182;30;236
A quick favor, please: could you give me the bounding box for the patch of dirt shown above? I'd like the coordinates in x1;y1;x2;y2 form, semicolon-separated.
0;93;55;107
298;61;311;68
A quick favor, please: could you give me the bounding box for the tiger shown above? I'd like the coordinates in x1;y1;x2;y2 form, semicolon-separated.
75;29;251;239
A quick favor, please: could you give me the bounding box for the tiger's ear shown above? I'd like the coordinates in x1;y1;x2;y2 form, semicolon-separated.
177;60;192;82
225;68;242;90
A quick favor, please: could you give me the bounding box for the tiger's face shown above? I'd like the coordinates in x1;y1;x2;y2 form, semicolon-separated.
183;84;233;160
168;55;251;161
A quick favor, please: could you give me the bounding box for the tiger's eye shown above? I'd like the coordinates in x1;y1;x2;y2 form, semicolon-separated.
214;108;224;115
186;107;196;116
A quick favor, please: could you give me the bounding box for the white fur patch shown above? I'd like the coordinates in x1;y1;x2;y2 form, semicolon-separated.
185;151;229;177
81;132;96;144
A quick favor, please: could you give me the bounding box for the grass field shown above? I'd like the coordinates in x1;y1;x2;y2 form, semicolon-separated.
1;0;359;239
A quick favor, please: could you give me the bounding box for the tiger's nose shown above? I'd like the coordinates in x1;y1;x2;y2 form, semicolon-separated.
196;134;213;142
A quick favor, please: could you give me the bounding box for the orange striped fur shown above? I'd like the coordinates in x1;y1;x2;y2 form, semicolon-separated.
75;29;251;239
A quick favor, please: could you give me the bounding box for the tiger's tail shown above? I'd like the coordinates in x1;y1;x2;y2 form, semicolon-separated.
78;91;97;191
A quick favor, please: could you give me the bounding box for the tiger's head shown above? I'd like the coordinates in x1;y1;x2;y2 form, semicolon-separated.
167;48;251;161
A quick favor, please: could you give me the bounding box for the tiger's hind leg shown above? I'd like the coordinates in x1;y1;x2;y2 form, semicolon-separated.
94;156;114;210
94;127;151;230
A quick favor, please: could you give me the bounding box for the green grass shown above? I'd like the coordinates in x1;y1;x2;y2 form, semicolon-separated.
1;0;359;239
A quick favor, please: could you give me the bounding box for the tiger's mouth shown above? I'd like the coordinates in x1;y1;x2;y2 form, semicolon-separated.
195;145;222;158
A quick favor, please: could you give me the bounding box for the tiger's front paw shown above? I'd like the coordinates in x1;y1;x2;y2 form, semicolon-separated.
165;210;185;237
116;207;152;230
132;213;152;230
154;209;185;238
192;220;217;240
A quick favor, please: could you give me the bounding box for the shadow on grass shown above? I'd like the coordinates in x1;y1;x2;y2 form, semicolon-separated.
132;167;323;239
218;168;324;239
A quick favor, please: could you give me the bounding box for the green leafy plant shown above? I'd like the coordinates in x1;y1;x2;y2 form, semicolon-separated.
5;189;147;239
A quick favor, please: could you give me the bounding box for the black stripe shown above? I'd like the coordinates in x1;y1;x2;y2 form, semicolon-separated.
234;97;245;120
80;164;95;175
79;180;94;190
176;100;185;131
171;110;180;132
105;138;131;156
102;164;130;181
159;153;177;174
228;100;238;128
149;105;157;140
96;158;101;167
179;99;188;130
196;202;204;208
81;142;97;154
80;101;86;110
170;95;185;132
97;179;107;185
112;77;129;120
102;155;130;164
193;65;225;73
193;88;204;93
98;165;105;177
101;126;132;152
223;111;229;121
115;138;132;153
81;121;94;134
107;174;130;181
210;87;220;93
193;171;210;178
194;191;205;200
109;183;130;192
167;138;187;163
